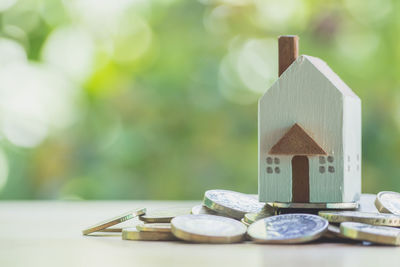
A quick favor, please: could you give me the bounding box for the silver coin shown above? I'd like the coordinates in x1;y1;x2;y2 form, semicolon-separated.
171;214;247;243
358;193;378;212
375;191;400;215
340;222;400;246
203;190;264;219
247;214;328;244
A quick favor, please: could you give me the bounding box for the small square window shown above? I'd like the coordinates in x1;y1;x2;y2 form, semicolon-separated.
328;166;335;173
327;156;334;163
319;156;325;164
266;157;273;164
319;166;325;173
274;158;280;164
274;167;280;174
267;167;273;173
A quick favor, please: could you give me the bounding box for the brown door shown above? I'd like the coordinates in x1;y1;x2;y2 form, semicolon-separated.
292;155;309;202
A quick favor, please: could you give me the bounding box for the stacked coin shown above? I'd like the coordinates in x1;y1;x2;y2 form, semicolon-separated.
122;207;194;241
316;191;400;245
81;190;400;246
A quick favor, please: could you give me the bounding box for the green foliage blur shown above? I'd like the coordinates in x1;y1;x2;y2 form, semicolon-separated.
0;0;399;200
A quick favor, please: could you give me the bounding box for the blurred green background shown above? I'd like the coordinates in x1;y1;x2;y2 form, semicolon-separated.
0;0;399;200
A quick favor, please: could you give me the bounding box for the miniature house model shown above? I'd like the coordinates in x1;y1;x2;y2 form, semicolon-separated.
258;36;361;203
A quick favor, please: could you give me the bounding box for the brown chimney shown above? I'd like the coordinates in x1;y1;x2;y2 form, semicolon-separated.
278;35;299;77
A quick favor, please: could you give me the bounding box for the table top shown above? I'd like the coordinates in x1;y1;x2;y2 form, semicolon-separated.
1;201;399;267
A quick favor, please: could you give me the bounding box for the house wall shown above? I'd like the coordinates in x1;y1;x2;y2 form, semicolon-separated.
309;154;344;202
258;56;346;203
259;155;291;202
342;96;362;202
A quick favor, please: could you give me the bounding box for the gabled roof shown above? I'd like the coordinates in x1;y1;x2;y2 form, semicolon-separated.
278;55;359;99
269;123;327;155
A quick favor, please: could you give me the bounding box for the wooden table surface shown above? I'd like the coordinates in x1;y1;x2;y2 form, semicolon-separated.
0;201;399;267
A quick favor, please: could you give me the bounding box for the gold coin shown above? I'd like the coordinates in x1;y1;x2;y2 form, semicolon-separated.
244;204;275;224
340;222;400;246
247;214;328;244
273;202;358;210
203;190;264;219
97;227;123;233
375;191;400;215
122;228;177;241
136;223;171;232
240;218;250;227
82;208;146;235
191;204;219;215
358;193;378;213
139;207;191;223
318;211;400;226
171;214;247;243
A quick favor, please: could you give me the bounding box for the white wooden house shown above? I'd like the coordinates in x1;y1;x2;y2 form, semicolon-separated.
258;36;361;203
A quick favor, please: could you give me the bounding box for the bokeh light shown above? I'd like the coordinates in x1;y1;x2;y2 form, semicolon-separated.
237;38;277;94
41;26;94;83
0;38;26;66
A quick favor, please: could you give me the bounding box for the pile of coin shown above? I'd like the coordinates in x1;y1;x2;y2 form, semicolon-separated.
82;190;400;246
